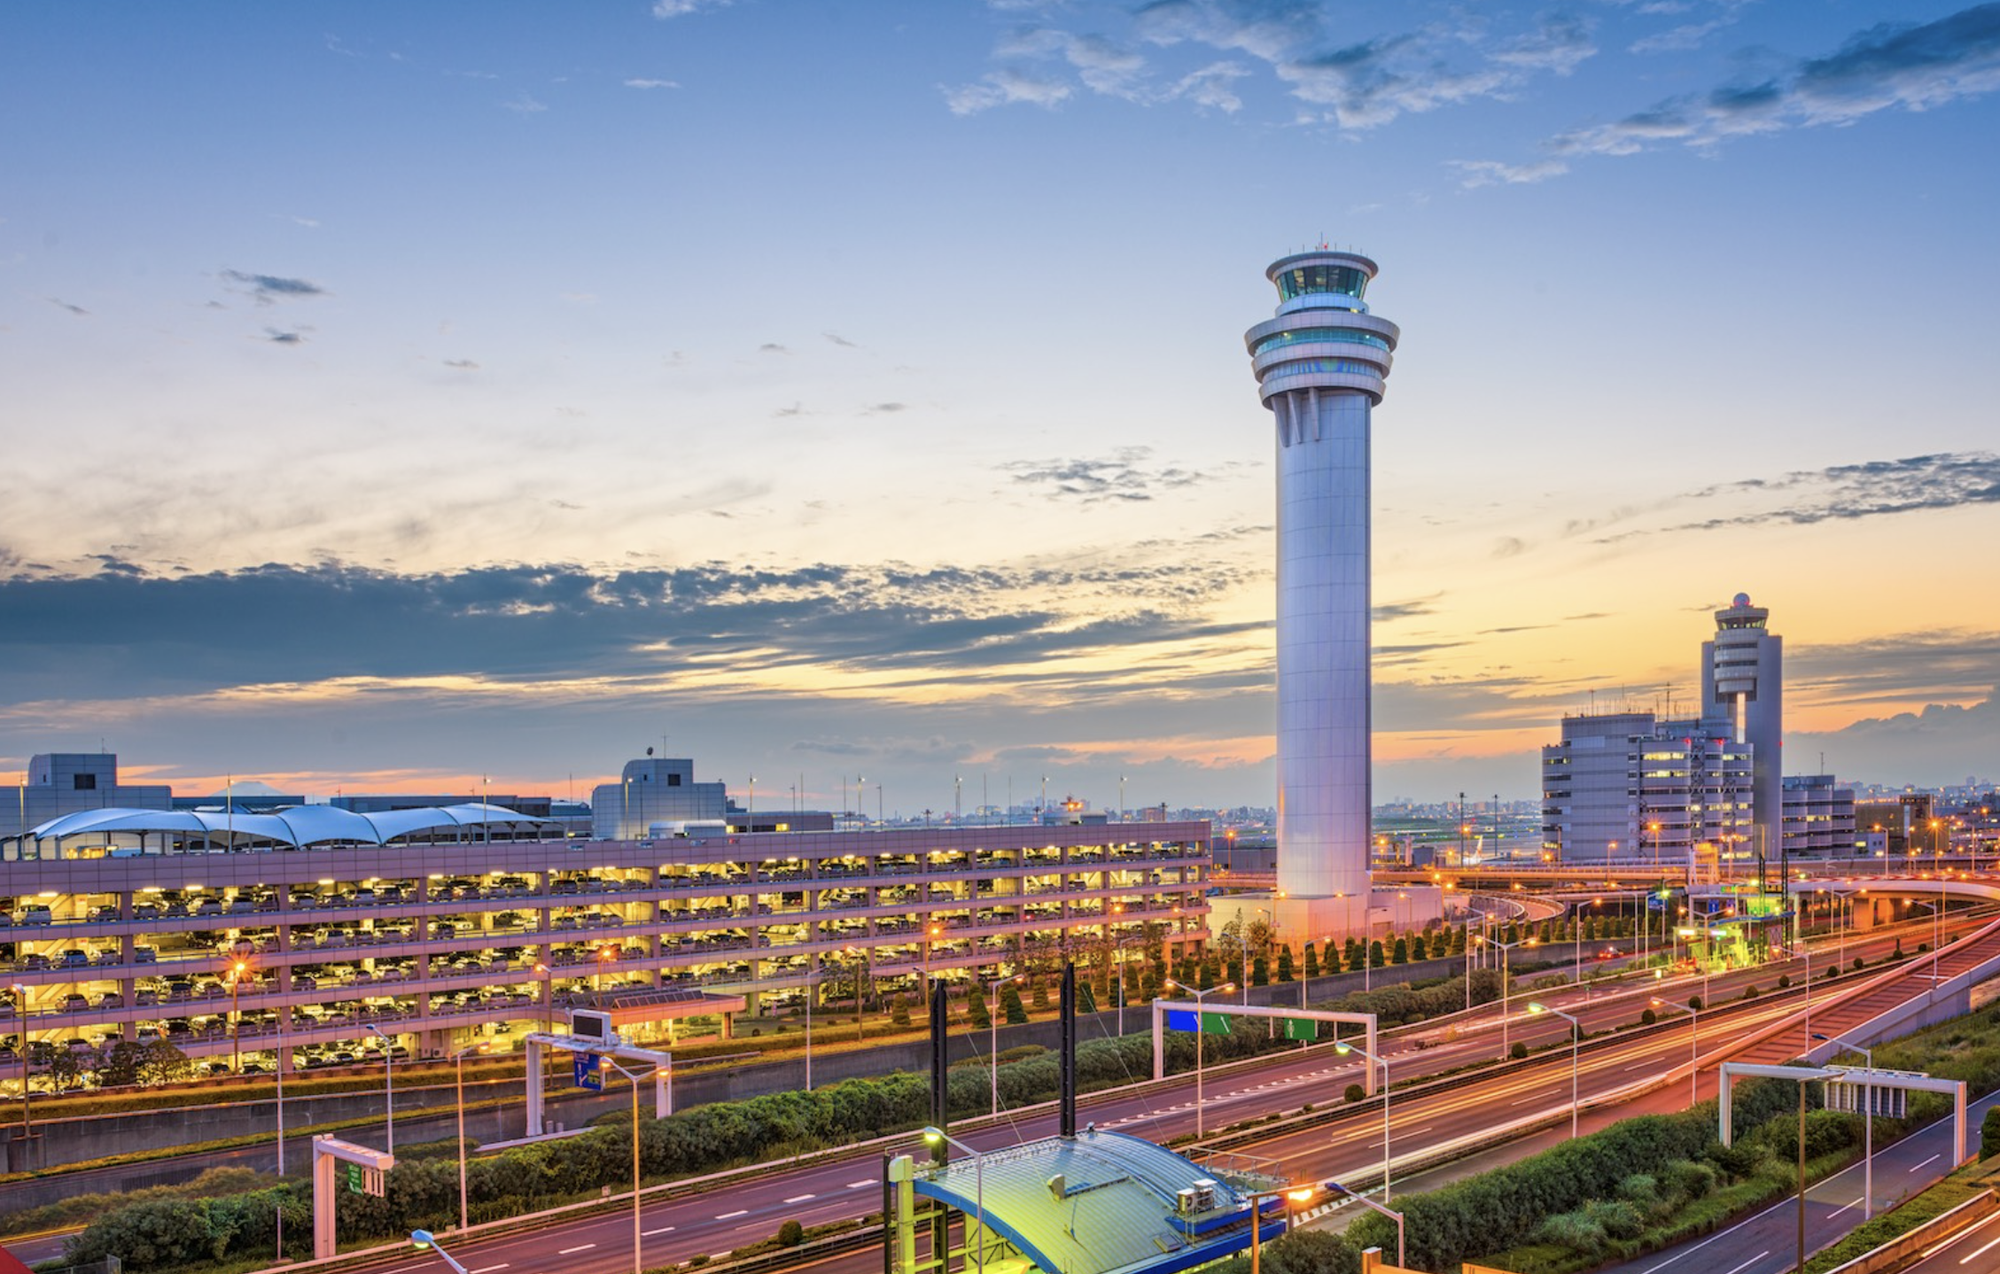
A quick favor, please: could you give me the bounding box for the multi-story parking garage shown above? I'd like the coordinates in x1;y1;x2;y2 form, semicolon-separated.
0;806;1210;1078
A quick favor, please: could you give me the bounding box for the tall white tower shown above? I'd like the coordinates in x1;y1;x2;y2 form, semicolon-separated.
1244;249;1399;909
1702;592;1783;859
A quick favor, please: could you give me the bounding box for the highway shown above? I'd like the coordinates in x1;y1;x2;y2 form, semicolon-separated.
7;916;1978;1274
334;946;1905;1274
1884;1204;2000;1274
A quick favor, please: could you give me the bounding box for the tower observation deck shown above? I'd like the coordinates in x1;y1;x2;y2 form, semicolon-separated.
1244;250;1400;904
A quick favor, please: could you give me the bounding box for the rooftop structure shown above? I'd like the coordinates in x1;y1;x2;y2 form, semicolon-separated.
906;1128;1285;1274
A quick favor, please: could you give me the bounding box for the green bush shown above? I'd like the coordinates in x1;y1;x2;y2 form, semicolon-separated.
778;1219;804;1246
1346;1083;1365;1103
1511;1041;1529;1060
1982;1106;2000;1159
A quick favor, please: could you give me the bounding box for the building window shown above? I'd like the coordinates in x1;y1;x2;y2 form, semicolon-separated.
668;774;682;787
74;774;97;791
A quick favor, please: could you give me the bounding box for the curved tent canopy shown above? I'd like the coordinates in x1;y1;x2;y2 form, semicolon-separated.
27;802;557;849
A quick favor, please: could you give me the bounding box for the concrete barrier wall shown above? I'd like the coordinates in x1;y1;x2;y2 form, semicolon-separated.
1823;1189;1995;1274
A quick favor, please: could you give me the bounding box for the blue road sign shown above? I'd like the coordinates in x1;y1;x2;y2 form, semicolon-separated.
574;1052;602;1091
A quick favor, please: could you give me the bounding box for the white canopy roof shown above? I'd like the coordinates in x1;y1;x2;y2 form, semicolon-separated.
26;803;556;848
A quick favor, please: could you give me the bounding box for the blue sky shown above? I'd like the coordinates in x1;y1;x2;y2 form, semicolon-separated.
3;1;1998;812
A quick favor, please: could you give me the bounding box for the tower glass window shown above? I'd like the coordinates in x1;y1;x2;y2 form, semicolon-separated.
1277;264;1369;301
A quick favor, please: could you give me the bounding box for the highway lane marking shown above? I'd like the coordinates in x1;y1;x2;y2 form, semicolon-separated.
1958;1226;2000;1264
643;1227;676;1237
1910;1154;1942;1172
1718;1249;1769;1274
847;1180;873;1188
558;1244;596;1255
785;1194;816;1203
470;1266;509;1273
718;1210;749;1219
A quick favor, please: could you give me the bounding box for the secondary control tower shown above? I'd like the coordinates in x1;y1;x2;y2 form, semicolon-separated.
1242;247;1435;937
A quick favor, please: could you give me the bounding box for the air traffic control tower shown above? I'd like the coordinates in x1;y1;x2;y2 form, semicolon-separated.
1242;247;1438;939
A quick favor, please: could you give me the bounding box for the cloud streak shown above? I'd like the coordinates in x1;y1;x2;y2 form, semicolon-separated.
222;270;327;303
1003;446;1215;504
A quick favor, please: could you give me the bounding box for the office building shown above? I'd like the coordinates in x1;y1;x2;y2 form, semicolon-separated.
8;754;170;837
1541;713;1754;863
1782;774;1858;856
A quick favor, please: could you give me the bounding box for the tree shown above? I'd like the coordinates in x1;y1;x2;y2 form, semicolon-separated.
890;995;912;1029
966;983;991;1029
1277;946;1295;983
1411;932;1429;961
1451;924;1468;955
1251;954;1269;986
1303;942;1320;979
999;984;1029;1025
1347;939;1366;973
98;1039;146;1088
1391;937;1409;965
1368;940;1385;969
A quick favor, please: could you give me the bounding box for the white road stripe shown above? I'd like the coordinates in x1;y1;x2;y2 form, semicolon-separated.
1719;1250;1769;1274
847;1180;874;1189
470;1266;509;1273
718;1210;749;1220
643;1227;676;1237
1910;1154;1942;1172
558;1244;596;1255
785;1194;815;1204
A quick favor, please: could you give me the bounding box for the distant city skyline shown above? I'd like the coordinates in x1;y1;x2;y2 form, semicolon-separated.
3;2;1997;811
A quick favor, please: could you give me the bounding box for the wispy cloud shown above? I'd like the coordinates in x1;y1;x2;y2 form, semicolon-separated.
222;270;327;304
1003;446;1215;504
950;3;1599;124
1557;4;2000;159
45;297;89;316
653;0;738;17
624;78;680;89
442;358;480;370
263;328;306;345
1450;157;1568;188
504;94;548;114
1608;452;2000;541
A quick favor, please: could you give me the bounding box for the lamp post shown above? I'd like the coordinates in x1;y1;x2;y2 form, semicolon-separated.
1323;1180;1404;1268
922;1126;987;1274
412;1229;471;1274
228;952;252;1076
1527;1003;1580;1139
1650;997;1701;1105
600;1057;661;1274
1478;936;1530;1061
1241;1185;1318;1274
1162;979;1234;1138
1814;1031;1874;1220
365;1024;394;1153
982;973;1024;1117
452;1042;490;1231
1333;1039;1393;1201
8;983;28;1134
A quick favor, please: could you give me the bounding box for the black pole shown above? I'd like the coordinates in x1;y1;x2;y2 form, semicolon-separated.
1060;962;1077;1138
929;981;949;1151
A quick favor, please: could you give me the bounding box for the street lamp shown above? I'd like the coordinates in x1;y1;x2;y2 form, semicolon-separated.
452;1042;490;1232
1162;978;1234;1138
1813;1031;1874;1220
1526;1003;1580;1139
1240;1184;1317;1274
1476;935;1532;1061
411;1229;470;1274
600;1057;662;1274
1650;997;1701;1106
365;1024;394;1153
1322;1180;1404;1268
982;973;1024;1117
1333;1039;1393;1201
922;1127;987;1274
228;952;253;1076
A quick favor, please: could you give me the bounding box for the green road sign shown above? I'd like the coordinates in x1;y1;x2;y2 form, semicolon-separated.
1199;1011;1232;1035
346;1162;363;1194
1283;1017;1317;1041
